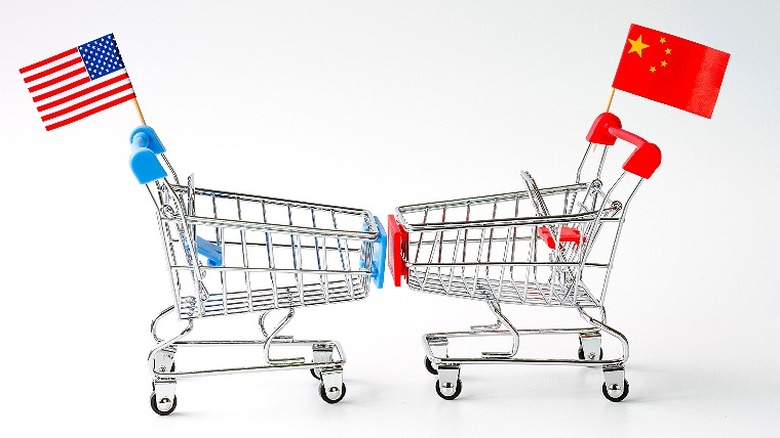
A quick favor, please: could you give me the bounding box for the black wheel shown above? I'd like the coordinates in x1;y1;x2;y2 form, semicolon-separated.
435;379;462;400
319;382;347;404
578;347;604;361
602;380;629;402
310;368;322;380
150;392;178;416
424;356;438;375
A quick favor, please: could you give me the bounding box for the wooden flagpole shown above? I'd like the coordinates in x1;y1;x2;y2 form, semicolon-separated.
131;94;178;182
604;88;616;113
132;97;147;125
592;88;617;152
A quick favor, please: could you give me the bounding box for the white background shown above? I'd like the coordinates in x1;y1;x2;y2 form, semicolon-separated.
2;1;779;436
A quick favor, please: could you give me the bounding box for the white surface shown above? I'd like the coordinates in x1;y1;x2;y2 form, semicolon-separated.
1;1;779;436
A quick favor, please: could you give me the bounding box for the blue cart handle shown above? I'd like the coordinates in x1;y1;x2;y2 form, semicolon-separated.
370;216;387;289
129;125;167;184
128;126;220;266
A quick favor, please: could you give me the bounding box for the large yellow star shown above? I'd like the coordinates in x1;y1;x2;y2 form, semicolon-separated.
627;35;650;57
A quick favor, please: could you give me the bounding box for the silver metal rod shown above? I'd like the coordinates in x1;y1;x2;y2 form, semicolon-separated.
405;261;609;268
401;214;620;232
169;184;372;217
398;183;589;212
178;216;376;240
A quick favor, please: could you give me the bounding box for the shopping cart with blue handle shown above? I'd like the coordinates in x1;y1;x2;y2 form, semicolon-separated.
387;113;660;402
130;126;386;414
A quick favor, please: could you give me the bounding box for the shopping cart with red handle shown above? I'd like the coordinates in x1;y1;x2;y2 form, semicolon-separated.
388;112;661;401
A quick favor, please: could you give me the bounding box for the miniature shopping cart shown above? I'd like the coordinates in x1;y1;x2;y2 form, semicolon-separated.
129;126;386;415
388;112;661;402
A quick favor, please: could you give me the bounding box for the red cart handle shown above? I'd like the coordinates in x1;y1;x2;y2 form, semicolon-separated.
387;215;408;287
586;113;662;179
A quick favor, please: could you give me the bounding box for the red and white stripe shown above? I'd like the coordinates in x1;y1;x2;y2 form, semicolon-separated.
20;47;135;131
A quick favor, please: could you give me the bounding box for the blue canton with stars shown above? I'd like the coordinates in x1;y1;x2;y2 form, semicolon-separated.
78;34;125;80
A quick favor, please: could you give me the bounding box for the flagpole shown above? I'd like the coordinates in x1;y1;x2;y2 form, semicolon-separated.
131;94;179;183
133;97;147;125
591;88;617;153
604;88;616;113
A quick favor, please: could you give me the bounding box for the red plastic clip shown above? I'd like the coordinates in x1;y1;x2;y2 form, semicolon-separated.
387;215;409;287
538;226;584;249
586;112;662;179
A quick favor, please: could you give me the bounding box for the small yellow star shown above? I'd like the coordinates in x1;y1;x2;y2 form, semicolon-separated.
661;60;668;67
660;37;666;44
665;48;672;55
650;66;657;73
627;35;650;57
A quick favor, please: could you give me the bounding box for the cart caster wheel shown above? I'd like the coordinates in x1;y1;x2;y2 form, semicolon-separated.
310;368;322;380
602;380;629;402
435;379;462;400
319;382;346;404
578;347;604;361
424;356;438;375
150;392;178;416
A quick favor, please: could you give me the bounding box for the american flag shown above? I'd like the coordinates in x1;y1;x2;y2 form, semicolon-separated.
19;34;136;131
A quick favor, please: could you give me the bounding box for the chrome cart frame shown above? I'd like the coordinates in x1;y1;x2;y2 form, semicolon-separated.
129;126;386;414
388;113;660;402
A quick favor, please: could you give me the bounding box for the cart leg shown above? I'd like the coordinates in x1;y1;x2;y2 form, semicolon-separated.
428;336;449;358
435;365;462;400
319;366;346;404
424;335;449;375
152;346;177;374
260;309;305;365
311;342;335;380
480;301;519;358
602;365;629;402
150;346;178;415
579;332;603;361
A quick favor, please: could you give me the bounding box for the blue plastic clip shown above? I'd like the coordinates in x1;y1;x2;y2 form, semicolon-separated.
368;216;387;289
196;236;223;267
129;125;167;184
130;126;166;154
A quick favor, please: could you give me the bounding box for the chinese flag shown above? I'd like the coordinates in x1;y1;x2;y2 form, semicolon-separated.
612;24;730;118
